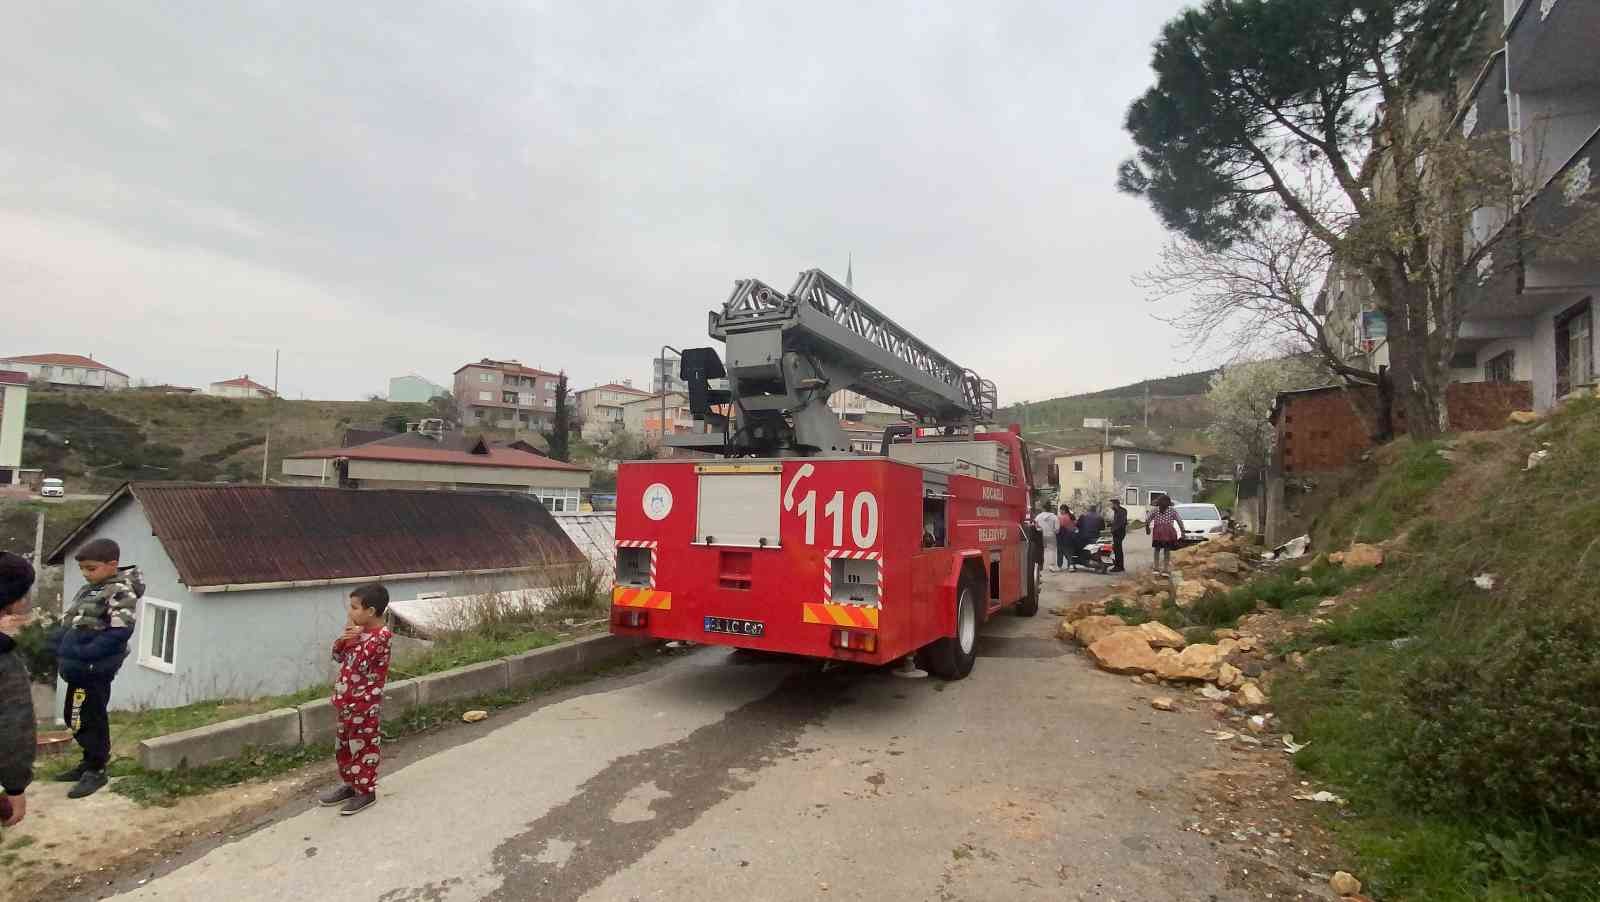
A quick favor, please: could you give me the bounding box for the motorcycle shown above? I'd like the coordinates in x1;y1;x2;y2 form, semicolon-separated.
1064;531;1117;575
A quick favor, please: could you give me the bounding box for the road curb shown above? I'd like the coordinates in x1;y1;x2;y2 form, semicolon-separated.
136;633;650;771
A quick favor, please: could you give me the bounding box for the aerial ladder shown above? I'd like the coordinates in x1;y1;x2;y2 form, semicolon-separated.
667;268;999;457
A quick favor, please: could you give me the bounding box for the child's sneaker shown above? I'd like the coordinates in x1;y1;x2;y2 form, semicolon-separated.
339;792;377;816
66;770;107;799
319;785;358;807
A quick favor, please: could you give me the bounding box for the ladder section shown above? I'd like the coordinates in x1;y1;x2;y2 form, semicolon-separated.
714;269;997;423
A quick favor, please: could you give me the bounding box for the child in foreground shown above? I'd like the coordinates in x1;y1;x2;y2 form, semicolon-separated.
55;538;143;799
320;583;393;816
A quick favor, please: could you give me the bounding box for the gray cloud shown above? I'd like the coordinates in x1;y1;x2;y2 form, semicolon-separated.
2;0;1207;402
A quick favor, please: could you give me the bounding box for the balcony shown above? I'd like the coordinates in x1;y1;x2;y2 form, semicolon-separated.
1506;0;1600;94
1460;51;1509;142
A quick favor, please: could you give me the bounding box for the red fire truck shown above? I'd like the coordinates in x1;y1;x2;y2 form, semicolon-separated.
611;269;1037;679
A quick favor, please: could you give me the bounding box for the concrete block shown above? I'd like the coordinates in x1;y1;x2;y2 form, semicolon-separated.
576;633;649;666
298;679;420;747
414;660;508;706
503;642;583;688
138;708;301;771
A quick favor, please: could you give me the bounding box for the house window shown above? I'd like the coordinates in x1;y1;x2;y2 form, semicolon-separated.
477;390;493;402
479;372;495;383
534;488;579;512
1124;487;1139;505
1174;461;1186;473
1484;350;1515;384
39;365;53;377
502;391;520;404
1072;460;1085;472
1124;454;1140;474
545;398;556;408
1555;300;1594;398
139;598;180;674
545;380;558;391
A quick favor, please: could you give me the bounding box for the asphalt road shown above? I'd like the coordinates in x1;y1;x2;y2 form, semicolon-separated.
95;539;1241;902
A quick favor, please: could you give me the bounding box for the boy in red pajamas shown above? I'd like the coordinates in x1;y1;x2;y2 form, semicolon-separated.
319;583;393;816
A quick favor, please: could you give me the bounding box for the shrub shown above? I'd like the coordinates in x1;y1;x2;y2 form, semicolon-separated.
1395;611;1600;830
14;615;59;683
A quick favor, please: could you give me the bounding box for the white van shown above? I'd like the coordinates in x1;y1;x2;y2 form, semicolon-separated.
40;477;65;498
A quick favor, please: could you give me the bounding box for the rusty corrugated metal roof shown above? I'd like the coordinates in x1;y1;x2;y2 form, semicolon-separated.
48;483;584;589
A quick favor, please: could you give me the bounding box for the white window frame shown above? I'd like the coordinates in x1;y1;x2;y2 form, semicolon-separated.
1124;486;1140;505
138;597;181;675
477;390;493;402
1173;460;1185;473
1124;453;1141;474
479;372;495;383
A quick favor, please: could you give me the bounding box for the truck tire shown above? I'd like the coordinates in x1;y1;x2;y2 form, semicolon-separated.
924;576;981;680
1015;563;1039;617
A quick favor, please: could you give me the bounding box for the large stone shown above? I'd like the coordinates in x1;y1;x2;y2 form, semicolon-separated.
1150;696;1176;712
415;659;510;706
1329;871;1363;896
1342;543;1385;569
1087;631;1161;675
1238;682;1269;710
1216;662;1244;690
1173;580;1208;608
1138;621;1187;650
1507;410;1540;425
139;708;301;771
1212;628;1240;641
1071;615;1131;646
1155;644;1224;682
1210;552;1244;574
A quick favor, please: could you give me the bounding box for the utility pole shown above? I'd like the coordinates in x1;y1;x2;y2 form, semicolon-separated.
261;349;279;484
1144;384;1150;430
33;510;45;566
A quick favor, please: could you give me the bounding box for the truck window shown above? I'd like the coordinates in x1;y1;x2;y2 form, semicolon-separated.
922;497;947;548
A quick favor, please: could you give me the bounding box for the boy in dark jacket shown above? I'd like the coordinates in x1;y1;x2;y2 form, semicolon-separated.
55;538;143;799
0;552;38;830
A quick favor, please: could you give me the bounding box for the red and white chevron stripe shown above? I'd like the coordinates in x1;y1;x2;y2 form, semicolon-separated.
821;549;882;605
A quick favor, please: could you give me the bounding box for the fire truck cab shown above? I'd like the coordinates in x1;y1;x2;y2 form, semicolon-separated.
611;269;1037;679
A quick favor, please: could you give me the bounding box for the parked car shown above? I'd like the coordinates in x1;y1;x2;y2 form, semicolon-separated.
40;477;66;498
1174;503;1228;544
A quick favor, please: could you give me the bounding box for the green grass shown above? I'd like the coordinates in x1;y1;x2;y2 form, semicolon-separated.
1315;438;1453;548
1272;397;1600;900
389;631;560;679
1181;561;1374;630
109;646;653;806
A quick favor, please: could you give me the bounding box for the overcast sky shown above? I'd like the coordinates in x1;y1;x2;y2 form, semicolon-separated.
3;1;1209;403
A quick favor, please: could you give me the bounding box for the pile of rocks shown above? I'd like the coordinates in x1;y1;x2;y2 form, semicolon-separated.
1058;608;1273;708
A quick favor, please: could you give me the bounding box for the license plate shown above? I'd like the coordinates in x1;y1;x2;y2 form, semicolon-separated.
704;616;765;638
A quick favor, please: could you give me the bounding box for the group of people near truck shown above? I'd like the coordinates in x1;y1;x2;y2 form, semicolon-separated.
1;543;398;838
1032;493;1186;576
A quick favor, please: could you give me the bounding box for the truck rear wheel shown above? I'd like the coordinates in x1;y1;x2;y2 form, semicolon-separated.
1015;562;1039;617
924;576;981;680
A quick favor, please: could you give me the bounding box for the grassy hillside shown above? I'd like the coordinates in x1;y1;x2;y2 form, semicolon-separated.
20;390;437;491
1000;370;1220;456
1273;397;1600;900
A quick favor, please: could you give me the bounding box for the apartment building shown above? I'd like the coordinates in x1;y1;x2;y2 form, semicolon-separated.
453;359;561;430
1321;1;1599;411
576;381;652;441
0;353;129;390
620;392;696;441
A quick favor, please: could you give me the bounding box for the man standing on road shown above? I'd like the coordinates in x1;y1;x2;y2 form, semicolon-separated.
1033;506;1059;572
1107;498;1128;573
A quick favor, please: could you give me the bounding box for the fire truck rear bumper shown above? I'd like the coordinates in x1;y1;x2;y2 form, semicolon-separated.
609;590;894;663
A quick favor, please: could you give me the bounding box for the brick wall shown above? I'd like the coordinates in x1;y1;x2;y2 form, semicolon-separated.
1275;381;1532;475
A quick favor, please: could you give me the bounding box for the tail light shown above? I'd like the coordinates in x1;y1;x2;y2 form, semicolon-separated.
615;609;648;628
831;629;878;653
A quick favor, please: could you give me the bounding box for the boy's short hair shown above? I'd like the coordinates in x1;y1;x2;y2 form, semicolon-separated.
0;552;35;607
75;538;121;564
350;583;389;615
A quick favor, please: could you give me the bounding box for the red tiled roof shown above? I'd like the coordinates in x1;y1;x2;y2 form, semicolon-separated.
211;376;275;392
453;359;557;378
46;483;583;588
0;370;27;386
1;353;127;377
287;441;589;472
